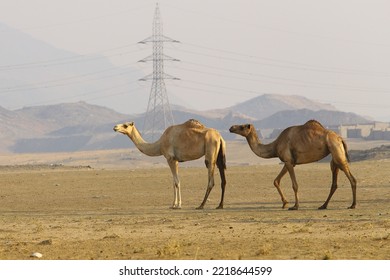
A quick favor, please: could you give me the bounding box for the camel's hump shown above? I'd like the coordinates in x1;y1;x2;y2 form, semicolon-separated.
304;119;324;128
184;119;205;129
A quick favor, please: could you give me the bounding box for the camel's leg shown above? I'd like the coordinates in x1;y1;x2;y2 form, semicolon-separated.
341;164;357;209
167;159;181;209
273;165;289;208
319;160;339;210
216;160;226;209
285;163;299;210
197;159;216;210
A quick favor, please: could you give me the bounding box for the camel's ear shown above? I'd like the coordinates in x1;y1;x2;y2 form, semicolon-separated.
246;124;251;129
129;122;134;126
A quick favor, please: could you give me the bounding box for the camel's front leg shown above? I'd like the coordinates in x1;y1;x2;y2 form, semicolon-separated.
167;159;181;209
274;165;289;208
285;163;299;210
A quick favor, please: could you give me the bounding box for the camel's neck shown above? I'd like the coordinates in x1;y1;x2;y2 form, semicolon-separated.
126;127;162;157
246;129;277;159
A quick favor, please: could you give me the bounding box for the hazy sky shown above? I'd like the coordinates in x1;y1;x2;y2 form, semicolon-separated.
1;0;390;120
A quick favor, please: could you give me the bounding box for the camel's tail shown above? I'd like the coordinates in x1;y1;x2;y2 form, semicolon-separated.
216;138;227;209
342;139;351;163
217;139;227;170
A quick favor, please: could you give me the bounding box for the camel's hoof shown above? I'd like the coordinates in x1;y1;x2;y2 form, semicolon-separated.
318;205;327;210
216;205;223;210
288;206;298;210
348;205;356;209
170;206;181;210
282;202;288;209
195;206;204;210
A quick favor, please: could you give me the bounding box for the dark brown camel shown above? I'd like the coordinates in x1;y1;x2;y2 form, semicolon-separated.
229;120;357;210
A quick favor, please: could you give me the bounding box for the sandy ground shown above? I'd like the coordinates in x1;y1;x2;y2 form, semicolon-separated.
0;146;389;259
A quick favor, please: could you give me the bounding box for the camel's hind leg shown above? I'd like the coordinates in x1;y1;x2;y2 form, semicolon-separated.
319;160;357;209
215;140;226;209
215;159;226;209
319;160;339;209
342;164;357;209
322;139;357;209
167;159;181;209
273;165;289;208
197;159;216;210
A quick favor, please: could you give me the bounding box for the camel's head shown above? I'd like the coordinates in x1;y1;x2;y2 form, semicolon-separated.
229;124;253;137
113;122;135;135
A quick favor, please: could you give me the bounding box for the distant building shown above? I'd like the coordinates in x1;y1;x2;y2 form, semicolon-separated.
329;122;390;140
347;128;363;138
366;122;390;140
384;129;390;140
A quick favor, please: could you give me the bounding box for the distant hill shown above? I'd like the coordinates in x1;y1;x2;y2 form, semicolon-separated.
16;101;132;129
0;94;374;154
0;106;50;151
255;109;372;129
0;102;134;152
227;94;337;120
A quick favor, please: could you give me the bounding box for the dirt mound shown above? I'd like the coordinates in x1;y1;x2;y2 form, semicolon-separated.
350;145;390;161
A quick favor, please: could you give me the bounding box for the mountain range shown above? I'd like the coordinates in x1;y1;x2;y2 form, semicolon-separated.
0;22;374;153
0;94;373;153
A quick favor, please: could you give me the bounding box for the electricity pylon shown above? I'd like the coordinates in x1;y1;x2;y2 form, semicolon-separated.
139;3;179;141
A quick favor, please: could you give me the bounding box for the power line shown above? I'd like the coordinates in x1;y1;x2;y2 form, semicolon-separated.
180;42;390;77
166;44;390;77
170;63;390;94
0;66;140;95
0;43;146;71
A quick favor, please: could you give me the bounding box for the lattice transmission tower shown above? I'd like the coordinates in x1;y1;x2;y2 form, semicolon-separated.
139;3;179;141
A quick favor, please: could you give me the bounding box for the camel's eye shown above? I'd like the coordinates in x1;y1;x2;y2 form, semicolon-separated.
123;124;128;129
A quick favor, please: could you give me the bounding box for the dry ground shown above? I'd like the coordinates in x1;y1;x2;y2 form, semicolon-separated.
0;152;389;260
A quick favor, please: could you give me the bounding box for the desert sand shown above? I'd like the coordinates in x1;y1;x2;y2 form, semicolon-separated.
0;141;389;260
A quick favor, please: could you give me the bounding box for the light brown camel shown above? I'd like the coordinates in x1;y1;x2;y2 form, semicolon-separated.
113;119;226;209
229;120;356;210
